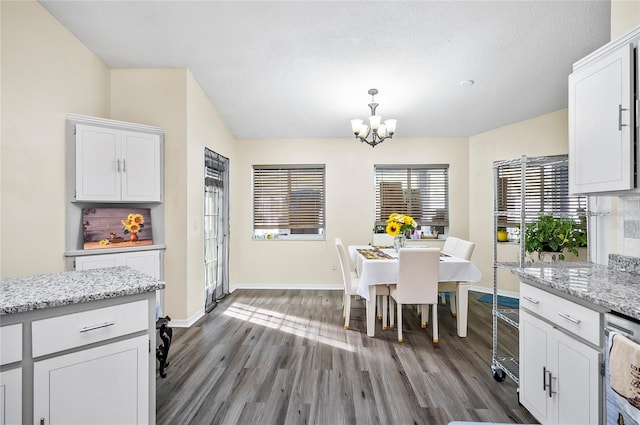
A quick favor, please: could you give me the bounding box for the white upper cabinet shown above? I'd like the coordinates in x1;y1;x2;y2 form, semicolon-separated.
75;124;162;202
569;35;638;195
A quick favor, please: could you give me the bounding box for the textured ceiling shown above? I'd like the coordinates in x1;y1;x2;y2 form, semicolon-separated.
39;0;611;139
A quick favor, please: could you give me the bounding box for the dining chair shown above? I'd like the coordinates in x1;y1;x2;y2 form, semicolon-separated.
440;236;476;316
335;238;390;330
389;247;440;343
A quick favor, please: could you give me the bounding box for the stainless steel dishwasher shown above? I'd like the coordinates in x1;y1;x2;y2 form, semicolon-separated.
605;312;640;425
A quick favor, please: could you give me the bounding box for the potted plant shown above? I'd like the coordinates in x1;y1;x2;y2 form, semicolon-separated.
524;215;587;261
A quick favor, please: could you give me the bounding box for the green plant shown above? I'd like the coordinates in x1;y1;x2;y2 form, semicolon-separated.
524;215;587;260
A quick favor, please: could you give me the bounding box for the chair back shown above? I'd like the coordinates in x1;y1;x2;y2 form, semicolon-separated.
442;236;475;260
372;233;394;247
335;238;354;293
394;247;440;304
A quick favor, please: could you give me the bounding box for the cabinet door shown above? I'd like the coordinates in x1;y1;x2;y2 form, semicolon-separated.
75;251;160;278
34;335;149;425
121;131;162;202
520;310;551;423
75;255;119;270
0;368;21;425
123;251;160;279
554;333;600;425
75;124;121;201
568;43;635;194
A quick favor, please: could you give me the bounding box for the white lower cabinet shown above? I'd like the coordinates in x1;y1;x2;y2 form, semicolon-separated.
0;368;22;425
33;335;149;425
519;283;601;425
75;250;160;279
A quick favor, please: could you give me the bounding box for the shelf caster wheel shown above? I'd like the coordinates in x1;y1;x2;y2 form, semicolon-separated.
492;366;506;382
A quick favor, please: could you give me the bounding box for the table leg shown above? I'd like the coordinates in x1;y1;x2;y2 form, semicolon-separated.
367;285;376;337
456;282;469;337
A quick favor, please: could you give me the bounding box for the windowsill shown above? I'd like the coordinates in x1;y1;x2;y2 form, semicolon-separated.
252;235;325;241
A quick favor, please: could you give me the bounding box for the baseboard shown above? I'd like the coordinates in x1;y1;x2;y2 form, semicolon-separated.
169;308;205;328
230;283;343;292
469;285;519;299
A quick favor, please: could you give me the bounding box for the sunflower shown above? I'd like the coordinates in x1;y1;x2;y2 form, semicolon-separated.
128;223;141;233
132;214;144;225
386;222;400;236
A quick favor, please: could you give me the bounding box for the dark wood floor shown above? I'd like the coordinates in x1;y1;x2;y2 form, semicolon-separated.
156;290;537;425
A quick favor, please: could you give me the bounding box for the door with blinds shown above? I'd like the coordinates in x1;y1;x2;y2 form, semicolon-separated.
204;149;229;312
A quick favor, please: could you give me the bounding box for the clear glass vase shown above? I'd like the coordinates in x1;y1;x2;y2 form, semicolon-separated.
393;234;407;252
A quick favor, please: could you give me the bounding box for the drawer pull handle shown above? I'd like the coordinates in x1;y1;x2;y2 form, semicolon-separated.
522;296;539;305
80;321;115;333
557;313;581;324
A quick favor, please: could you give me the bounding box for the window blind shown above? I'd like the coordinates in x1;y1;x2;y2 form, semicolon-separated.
253;165;325;231
375;165;449;227
496;155;587;227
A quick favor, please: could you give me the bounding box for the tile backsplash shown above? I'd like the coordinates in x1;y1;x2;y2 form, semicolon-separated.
623;196;640;256
609;253;640;275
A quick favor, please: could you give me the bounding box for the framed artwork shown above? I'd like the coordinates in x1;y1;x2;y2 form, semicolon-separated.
82;207;153;249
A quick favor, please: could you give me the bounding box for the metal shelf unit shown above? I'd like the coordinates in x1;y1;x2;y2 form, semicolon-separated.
490;154;587;384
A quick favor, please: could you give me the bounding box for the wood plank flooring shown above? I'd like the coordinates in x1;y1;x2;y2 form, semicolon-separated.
156;290;537;425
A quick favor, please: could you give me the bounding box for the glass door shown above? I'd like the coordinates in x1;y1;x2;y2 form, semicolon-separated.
204;149;229;312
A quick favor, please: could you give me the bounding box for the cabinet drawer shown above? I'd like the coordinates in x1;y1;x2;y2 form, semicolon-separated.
0;324;22;365
520;283;600;346
32;300;148;357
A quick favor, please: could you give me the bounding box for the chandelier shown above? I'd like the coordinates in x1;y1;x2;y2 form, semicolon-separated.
350;88;397;148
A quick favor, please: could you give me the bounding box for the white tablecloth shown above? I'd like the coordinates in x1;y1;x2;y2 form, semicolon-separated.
348;245;481;299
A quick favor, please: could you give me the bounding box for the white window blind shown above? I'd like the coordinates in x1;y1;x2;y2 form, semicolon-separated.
253;165;325;234
375;165;449;227
496;155;587;227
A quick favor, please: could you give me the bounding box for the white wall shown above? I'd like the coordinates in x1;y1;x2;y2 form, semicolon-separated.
230;136;469;289
1;1;110;277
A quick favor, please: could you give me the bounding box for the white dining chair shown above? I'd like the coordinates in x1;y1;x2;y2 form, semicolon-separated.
440;236;476;316
335;238;390;330
389;247;440;343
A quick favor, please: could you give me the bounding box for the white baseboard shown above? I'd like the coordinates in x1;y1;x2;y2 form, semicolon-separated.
469;285;519;299
230;283;343;292
169;308;205;328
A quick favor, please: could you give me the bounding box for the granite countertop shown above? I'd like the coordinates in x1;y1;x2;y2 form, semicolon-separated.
0;266;165;314
503;254;640;320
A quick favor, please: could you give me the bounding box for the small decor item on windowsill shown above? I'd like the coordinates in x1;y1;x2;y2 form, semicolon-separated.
385;213;417;251
497;227;509;242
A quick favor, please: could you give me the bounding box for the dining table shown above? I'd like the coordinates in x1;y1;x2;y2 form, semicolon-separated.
348;245;482;338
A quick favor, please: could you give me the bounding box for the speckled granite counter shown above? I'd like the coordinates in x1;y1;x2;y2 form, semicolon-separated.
503;254;640;320
0;266;165;314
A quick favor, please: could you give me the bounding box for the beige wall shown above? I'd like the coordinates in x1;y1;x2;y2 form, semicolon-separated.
612;0;640;39
1;1;110;277
110;69;236;324
468;110;570;294
231;137;469;288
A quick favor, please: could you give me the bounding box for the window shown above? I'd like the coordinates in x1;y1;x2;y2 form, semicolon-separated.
375;164;449;233
252;164;325;240
496;155;587;228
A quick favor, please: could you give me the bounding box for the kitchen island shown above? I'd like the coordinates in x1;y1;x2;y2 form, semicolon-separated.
0;266;164;425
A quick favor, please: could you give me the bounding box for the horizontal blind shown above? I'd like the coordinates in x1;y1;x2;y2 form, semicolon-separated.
253;165;325;230
496;155;587;226
205;149;227;189
375;165;449;226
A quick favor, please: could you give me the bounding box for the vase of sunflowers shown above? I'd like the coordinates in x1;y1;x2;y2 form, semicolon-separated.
122;212;145;243
385;213;417;252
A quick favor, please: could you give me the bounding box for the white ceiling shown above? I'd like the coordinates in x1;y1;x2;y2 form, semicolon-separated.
39;0;611;139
